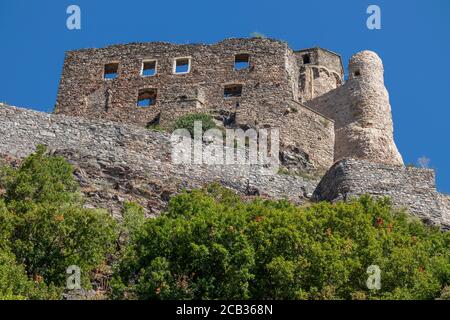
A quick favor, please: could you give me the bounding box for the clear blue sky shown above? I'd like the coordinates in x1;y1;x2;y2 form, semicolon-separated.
1;0;449;192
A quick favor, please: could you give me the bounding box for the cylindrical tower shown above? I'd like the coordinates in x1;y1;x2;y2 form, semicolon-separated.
334;50;403;165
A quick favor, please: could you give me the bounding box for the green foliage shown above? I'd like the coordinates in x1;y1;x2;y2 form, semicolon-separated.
1;146;449;301
173;113;216;137
0;248;60;300
146;124;165;133
250;31;267;39
112;184;450;300
1;145;80;213
121;201;146;240
0;146;118;298
9;205;117;287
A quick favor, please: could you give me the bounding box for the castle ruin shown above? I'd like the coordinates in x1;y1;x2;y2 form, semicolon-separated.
1;37;448;229
54;38;401;171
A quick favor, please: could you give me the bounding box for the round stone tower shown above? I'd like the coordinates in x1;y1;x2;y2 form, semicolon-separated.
334;50;403;165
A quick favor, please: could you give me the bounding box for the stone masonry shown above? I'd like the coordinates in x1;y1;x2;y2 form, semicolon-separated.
306;51;403;166
313;159;450;230
0;104;319;218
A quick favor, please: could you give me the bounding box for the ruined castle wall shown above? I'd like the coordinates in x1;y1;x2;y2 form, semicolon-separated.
281;102;334;170
236;100;335;170
306;51;403;166
0;104;319;217
315;49;344;76
56;38;294;128
285;49;300;102
313;159;450;230
1;104;448;230
55;38;336;170
296;48;343;102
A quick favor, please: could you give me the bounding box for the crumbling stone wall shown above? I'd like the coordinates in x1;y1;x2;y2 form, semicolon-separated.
0;103;319;217
236;100;335;170
296;48;344;101
56;38;294;126
439;195;450;228
313;159;450;230
306;51;403;166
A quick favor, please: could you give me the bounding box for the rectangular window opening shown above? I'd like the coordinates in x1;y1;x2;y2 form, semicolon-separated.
234;54;250;70
302;54;311;64
137;88;157;107
224;84;243;98
142;60;157;77
174;58;191;74
104;63;119;79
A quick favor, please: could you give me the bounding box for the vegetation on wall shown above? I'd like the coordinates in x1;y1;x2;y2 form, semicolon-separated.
172;113;217;136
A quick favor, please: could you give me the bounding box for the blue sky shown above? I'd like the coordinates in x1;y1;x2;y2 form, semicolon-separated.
0;0;449;192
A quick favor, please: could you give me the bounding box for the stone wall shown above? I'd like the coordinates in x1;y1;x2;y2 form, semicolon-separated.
235;100;335;171
55;38;294;125
296;48;344;101
439;194;450;228
313;159;450;230
0;103;319;217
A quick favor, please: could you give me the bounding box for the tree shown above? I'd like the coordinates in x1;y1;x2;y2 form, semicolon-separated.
0;146;118;294
0;248;60;300
111;184;450;300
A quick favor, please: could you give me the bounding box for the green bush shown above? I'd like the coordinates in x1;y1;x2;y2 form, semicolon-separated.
0;146;118;297
0;248;60;300
1;145;80;212
7;204;117;287
146;124;165;133
121;201;146;241
172;113;216;137
112;185;450;300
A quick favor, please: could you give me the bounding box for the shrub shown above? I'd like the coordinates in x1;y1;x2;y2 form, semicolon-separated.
0;146;118;293
8;204;117;287
121;201;146;241
0;248;60;300
1;145;80;212
250;32;267;39
146;124;165;133
172;113;216;137
112;185;450;300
